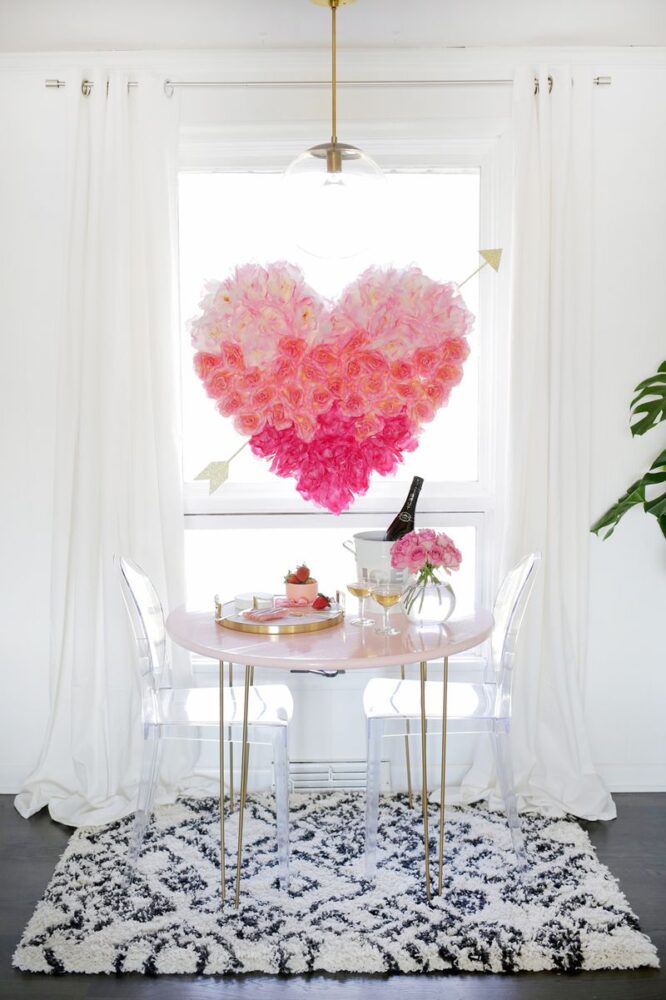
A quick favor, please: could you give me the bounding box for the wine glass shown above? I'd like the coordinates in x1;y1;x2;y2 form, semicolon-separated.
371;582;402;635
347;581;374;627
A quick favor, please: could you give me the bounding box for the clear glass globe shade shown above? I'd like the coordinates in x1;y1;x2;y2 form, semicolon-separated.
284;143;384;259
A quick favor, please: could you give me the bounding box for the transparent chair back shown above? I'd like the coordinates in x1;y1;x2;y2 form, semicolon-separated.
117;555;292;891
118;555;167;690
491;551;541;719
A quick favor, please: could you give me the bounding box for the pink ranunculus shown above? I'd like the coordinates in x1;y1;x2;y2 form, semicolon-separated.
442;337;471;364
223;342;244;371
390;359;413;382
270;402;292;431
205;365;234;399
252;385;276;410
234;411;266;436
240;368;262;390
278;336;307;361
345;356;362;379
216;390;245;418
359;371;386;398
413;347;441;377
340;392;366;418
193;352;220;381
396;379;420;401
435;362;464;387
357;349;389;373
309;343;338;370
309;384;334;414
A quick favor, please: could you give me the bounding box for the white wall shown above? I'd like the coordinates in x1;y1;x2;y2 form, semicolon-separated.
1;0;666;50
1;47;665;793
0;70;67;790
586;66;666;791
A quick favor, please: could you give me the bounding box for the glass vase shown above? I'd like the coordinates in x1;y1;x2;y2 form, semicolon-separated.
401;576;456;626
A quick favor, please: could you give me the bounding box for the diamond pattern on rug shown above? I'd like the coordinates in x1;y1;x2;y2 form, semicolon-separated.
13;793;659;975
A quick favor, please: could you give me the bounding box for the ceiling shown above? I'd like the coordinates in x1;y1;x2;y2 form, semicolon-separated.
1;0;665;51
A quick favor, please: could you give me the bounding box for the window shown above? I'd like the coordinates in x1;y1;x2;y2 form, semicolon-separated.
178;168;495;623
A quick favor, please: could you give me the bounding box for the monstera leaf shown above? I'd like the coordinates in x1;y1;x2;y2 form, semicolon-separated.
591;449;666;540
630;360;666;436
592;360;666;541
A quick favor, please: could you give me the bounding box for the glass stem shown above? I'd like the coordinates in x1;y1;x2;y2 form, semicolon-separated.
360;596;366;620
383;607;389;631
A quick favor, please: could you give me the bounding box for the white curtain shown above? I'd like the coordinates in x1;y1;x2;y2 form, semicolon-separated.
14;71;189;827
460;67;615;820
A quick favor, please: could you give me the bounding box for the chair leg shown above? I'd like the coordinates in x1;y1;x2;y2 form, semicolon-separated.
364;718;382;878
492;728;527;869
272;727;290;891
127;724;162;878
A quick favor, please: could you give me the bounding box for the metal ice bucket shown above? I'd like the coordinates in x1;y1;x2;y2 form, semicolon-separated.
342;530;406;585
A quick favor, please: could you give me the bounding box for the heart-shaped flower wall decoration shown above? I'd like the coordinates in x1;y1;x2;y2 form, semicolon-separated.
191;263;474;513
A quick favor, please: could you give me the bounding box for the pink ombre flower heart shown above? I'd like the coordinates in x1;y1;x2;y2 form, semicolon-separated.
191;262;474;513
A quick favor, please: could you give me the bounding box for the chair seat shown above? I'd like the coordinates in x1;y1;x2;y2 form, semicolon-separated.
363;677;501;722
157;684;293;728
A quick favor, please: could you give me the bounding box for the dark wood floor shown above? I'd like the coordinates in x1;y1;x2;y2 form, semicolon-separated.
1;793;663;999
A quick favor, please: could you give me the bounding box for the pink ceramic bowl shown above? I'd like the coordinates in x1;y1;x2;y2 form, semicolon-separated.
285;580;318;603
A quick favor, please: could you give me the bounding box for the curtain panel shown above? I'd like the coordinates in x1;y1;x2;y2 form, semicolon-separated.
14;72;189;826
459;66;615;821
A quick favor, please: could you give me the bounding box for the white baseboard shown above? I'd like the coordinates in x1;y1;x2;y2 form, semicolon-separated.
0;764;31;794
598;763;666;792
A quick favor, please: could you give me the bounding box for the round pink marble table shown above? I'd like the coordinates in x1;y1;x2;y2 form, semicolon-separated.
166;603;493;905
166;604;493;671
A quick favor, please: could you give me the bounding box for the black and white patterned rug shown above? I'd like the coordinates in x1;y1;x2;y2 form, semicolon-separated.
14;793;659;975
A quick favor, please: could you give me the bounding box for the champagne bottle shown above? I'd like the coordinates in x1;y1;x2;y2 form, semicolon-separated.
384;477;424;541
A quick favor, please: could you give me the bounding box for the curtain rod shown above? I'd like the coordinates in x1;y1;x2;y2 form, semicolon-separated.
45;75;613;94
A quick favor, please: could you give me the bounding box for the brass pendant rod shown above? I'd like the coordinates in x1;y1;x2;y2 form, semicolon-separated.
331;1;338;145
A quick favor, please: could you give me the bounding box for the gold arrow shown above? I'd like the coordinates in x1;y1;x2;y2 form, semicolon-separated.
458;248;503;288
195;441;249;494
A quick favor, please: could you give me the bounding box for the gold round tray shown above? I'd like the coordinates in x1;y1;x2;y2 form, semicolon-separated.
216;607;344;636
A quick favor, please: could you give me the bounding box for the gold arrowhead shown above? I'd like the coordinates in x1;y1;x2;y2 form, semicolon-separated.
195;461;229;494
479;248;502;271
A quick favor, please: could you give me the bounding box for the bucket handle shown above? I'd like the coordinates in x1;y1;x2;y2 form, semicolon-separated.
342;539;356;556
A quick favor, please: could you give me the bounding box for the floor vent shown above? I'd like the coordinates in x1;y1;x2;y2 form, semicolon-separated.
289;759;370;791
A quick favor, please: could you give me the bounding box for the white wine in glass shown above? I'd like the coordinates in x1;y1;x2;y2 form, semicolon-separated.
371;584;402;635
347;582;374;627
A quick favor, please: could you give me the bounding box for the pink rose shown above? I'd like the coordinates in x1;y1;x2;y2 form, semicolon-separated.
223;342;244;371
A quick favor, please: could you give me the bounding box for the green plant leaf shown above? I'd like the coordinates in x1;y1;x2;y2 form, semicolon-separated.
591;448;666;540
630;360;666;436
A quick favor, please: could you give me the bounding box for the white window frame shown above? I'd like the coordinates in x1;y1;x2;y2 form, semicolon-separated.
177;123;511;630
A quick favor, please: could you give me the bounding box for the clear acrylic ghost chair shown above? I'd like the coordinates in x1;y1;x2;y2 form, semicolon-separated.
118;556;292;890
363;552;541;877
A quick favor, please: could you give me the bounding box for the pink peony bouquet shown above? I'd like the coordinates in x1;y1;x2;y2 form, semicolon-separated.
390;528;462;584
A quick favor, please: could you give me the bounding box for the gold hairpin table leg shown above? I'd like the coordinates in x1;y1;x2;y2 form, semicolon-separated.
219;661;225;903
400;665;413;809
419;660;431;901
438;656;449;896
234;664;252;908
228;662;234;812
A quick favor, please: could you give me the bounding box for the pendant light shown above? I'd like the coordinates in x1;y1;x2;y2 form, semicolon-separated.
285;0;384;259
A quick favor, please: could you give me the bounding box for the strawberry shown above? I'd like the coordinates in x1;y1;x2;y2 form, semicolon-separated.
312;593;330;610
295;564;310;583
284;571;299;584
